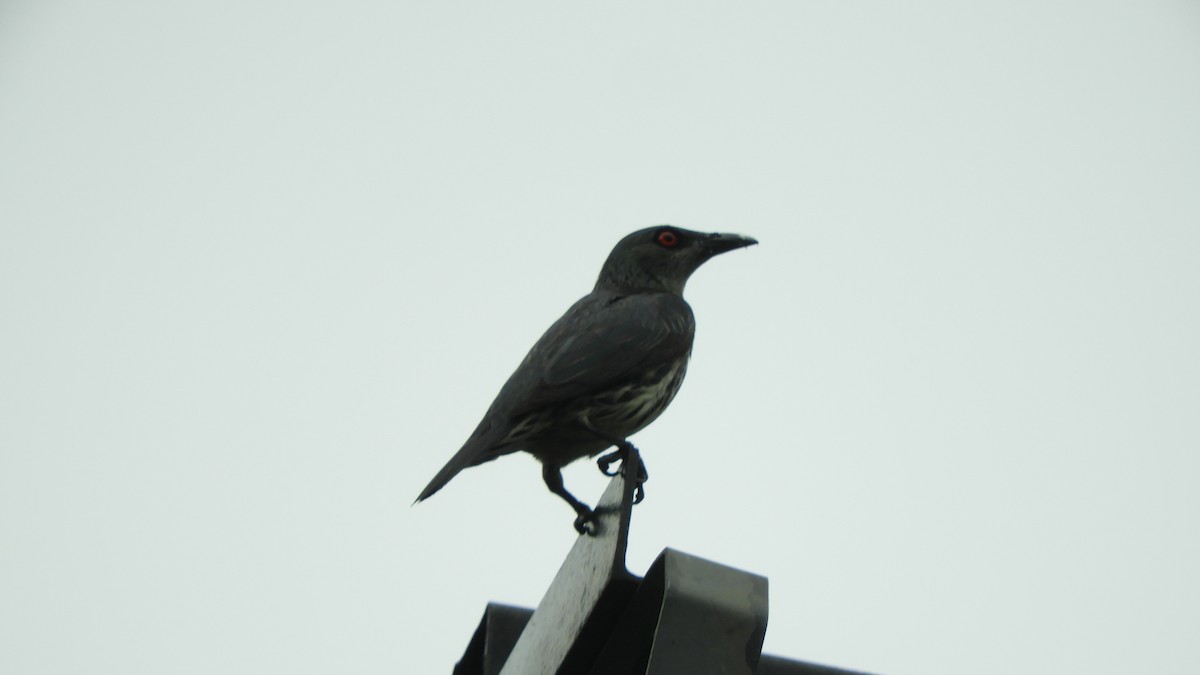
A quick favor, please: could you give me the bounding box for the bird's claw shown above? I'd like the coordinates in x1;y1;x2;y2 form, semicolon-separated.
597;450;622;476
573;509;598;536
596;445;648;504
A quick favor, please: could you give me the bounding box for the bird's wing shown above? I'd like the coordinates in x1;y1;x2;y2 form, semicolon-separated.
414;291;693;503
500;291;696;416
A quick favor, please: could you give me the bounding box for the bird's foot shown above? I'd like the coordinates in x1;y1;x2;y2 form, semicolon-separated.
596;441;643;475
597;449;623;476
596;443;649;504
573;508;598;536
629;450;648;504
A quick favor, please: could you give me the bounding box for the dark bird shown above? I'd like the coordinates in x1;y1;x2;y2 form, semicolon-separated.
415;225;757;534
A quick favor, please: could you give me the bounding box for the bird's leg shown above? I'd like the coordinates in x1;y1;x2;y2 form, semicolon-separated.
542;463;598;535
592;436;649;505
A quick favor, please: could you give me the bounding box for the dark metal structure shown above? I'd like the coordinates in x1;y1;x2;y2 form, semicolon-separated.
451;454;875;675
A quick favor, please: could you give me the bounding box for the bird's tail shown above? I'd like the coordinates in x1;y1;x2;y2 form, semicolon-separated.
413;418;508;504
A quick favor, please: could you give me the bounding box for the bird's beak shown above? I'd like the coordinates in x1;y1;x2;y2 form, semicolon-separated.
702;232;759;256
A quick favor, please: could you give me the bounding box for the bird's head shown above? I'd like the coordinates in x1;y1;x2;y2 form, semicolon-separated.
594;225;758;294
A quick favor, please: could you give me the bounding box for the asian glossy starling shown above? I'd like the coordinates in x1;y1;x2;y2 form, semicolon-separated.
415;225;756;534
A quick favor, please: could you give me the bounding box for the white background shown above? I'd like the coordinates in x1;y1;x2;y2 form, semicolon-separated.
2;2;1198;673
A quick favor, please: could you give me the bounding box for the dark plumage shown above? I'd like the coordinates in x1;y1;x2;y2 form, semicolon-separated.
416;225;757;533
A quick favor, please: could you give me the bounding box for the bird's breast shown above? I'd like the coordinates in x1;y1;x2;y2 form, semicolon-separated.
582;354;691;437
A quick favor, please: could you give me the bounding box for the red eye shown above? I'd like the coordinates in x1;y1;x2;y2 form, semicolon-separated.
656;230;679;247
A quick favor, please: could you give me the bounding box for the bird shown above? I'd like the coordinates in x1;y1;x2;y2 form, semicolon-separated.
415;225;757;534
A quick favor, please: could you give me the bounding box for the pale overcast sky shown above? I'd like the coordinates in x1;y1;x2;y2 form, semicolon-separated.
2;2;1198;674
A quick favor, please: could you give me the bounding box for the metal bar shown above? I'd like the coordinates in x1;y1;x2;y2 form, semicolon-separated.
498;453;641;675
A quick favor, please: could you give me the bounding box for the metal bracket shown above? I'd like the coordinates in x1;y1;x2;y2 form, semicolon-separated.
498;452;642;675
453;454;875;675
